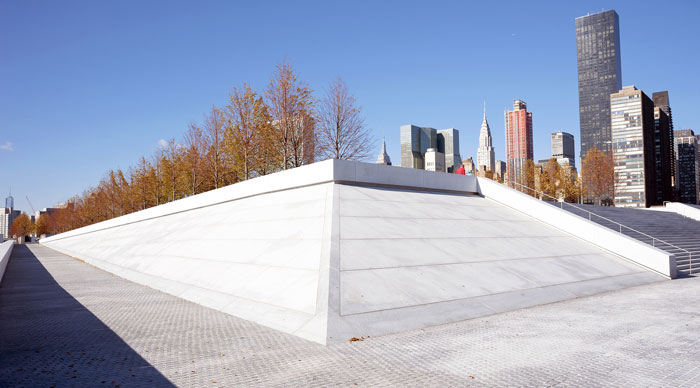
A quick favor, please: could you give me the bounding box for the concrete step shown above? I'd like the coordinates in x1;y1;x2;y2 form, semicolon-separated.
557;203;700;277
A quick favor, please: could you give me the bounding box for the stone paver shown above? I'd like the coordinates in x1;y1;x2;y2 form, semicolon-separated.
1;243;699;387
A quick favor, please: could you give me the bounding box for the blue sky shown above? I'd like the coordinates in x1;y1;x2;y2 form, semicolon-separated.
1;0;698;212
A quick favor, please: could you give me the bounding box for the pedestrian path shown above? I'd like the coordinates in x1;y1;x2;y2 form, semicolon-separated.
1;244;699;387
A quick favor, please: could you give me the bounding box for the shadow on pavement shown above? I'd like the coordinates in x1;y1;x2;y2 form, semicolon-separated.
0;244;175;387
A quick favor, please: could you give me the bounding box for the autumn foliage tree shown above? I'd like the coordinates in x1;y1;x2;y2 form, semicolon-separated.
35;214;54;236
46;61;375;235
582;146;614;205
225;84;274;180
518;159;537;196
266;61;316;169
10;213;32;240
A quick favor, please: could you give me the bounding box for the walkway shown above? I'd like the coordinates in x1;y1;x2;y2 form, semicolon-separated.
1;244;699;387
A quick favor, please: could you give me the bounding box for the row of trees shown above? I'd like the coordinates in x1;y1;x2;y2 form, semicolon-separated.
510;158;582;202
34;62;374;234
509;146;614;205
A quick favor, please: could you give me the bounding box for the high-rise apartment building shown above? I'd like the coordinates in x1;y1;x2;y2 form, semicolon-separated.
1;208;20;240
675;129;700;204
576;10;622;158
653;107;673;203
505;100;533;184
551;132;576;169
400;125;461;172
610;86;659;208
477;107;495;172
652;91;677;188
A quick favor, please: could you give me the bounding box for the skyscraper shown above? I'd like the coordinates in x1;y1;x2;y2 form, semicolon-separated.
675;129;699;204
5;192;13;209
477;106;495;173
401;125;434;170
505;100;533;184
551;132;576;169
652;91;677;188
437;128;462;173
653;107;673;203
376;137;392;165
652;91;673;129
610;86;658;208
400;125;461;172
576;10;622;158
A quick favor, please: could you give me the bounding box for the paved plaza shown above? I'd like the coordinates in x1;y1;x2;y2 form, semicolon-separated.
1;244;699;387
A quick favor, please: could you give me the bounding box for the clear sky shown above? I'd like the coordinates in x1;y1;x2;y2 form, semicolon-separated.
1;0;698;212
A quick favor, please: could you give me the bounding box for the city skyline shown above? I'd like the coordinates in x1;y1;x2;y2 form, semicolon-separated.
2;1;699;212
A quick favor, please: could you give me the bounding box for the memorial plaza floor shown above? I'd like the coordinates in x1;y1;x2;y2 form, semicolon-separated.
1;243;699;387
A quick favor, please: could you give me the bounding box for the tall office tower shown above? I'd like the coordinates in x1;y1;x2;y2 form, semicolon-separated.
652;91;677;187
477;107;495;172
653;107;673;203
505;100;533;184
551;132;576;168
401;125;433;169
610;86;659;208
376;137;392;165
576;10;622;158
5;192;13;209
400;125;461;172
675;129;700;204
437;128;462;173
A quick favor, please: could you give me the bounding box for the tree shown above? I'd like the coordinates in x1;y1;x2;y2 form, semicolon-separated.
35;214;54;236
10;213;32;240
184;124;206;196
266;61;316;169
225;84;273;180
541;158;562;199
317;77;374;161
160;138;186;202
560;165;581;203
520;159;537;196
203;105;228;189
582;146;614;205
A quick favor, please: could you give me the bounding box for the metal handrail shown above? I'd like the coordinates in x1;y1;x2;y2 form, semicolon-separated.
504;180;694;273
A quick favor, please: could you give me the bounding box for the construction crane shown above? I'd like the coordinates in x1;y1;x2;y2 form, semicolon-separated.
26;196;36;215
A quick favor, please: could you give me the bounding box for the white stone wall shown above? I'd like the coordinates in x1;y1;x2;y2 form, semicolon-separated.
0;240;13;286
40;160;667;344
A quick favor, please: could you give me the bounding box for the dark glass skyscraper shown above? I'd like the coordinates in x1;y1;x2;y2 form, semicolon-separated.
576;10;622;158
675;129;700;204
652;91;677;188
